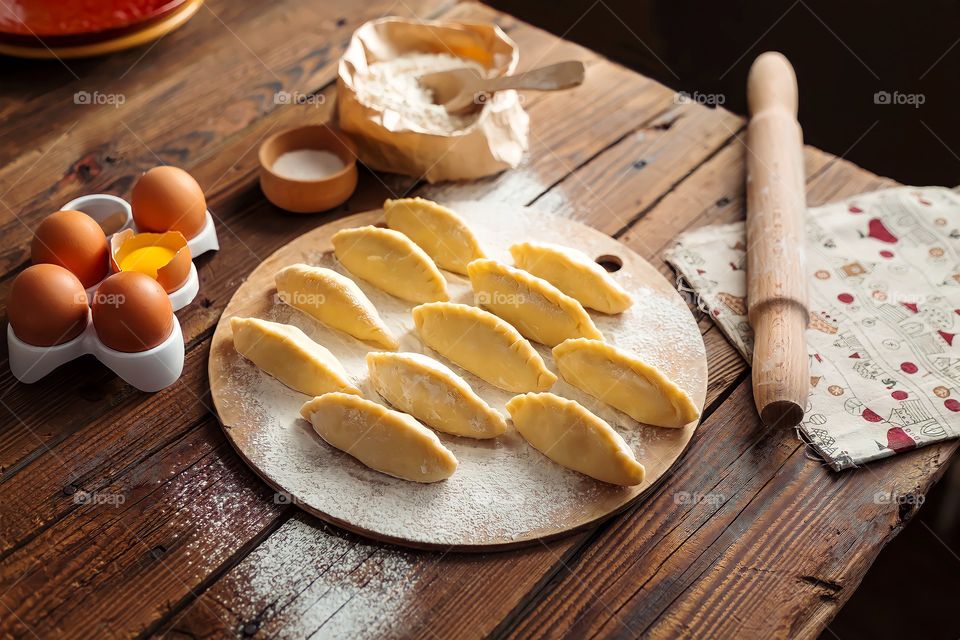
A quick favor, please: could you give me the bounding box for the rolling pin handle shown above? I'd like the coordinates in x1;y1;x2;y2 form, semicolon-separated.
747;51;798;117
750;299;809;427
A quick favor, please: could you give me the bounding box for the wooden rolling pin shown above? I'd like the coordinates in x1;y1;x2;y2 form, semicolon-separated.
745;52;809;427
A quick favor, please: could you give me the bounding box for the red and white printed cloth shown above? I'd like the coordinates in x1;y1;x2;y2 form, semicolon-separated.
665;187;960;470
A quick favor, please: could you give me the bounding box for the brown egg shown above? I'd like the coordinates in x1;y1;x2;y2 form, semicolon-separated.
8;264;89;346
31;210;109;288
92;272;174;353
131;166;207;239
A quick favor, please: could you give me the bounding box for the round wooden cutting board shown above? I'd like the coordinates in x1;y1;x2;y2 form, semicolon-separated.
208;201;707;551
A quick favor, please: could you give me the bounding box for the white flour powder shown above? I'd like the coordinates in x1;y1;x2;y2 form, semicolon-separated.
354;53;486;133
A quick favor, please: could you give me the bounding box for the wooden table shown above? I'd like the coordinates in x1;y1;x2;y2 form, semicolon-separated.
0;2;955;638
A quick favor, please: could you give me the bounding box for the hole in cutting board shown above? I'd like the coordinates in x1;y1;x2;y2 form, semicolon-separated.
595;254;623;272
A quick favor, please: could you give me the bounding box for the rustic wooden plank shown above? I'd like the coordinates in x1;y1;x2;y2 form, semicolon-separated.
647;441;956;639
0;420;284;639
574;390;956;640
157;513;587;640
619;142;834;270
0;344;213;556
502;377;957;639
424;67;675;207
0;3;264;126
531;104;744;235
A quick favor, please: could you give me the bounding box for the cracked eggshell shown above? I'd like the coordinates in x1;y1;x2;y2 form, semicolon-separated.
110;229;192;293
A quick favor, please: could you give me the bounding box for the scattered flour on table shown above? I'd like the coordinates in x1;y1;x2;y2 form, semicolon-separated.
354;53;487;134
217;516;422;639
217;203;707;547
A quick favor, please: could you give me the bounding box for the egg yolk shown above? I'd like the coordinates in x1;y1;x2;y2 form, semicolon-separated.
119;245;177;279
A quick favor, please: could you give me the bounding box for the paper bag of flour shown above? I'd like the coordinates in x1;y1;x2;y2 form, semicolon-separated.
337;17;529;183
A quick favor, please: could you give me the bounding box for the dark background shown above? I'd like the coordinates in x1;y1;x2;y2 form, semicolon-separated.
490;0;960;187
486;0;960;637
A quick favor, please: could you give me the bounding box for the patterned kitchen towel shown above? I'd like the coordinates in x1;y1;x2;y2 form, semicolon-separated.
665;186;960;470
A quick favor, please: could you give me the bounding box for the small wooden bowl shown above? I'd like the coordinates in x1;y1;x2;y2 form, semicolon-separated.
259;125;359;213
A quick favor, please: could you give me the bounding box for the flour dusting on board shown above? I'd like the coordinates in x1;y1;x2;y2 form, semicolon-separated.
211;202;707;547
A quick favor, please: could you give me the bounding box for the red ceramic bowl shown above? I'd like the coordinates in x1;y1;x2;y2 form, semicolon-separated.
0;0;186;47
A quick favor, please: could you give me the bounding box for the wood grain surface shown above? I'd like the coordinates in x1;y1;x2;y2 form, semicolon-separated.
0;1;954;638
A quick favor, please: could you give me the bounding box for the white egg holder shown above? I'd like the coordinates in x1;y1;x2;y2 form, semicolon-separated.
8;274;191;391
6;193;217;392
61;192;217;313
7;313;185;392
62;193;220;261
